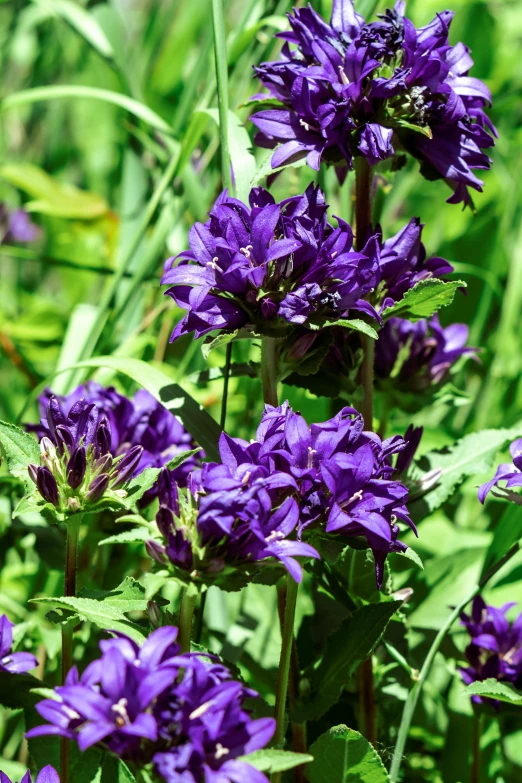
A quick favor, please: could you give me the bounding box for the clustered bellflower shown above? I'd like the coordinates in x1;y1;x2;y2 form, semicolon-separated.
459;597;522;704
162;186;452;350
0;614;38;674
0;767;59;783
30;383;201;488
27;627;275;783
251;0;496;205
375;314;476;391
0;204;40;245
478;438;522;505
151;403;417;588
27;396;143;516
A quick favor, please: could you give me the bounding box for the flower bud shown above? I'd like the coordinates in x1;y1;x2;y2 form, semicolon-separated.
146;539;167;564
156;506;174;539
28;464;39;484
158;469;179;515
147;601;162;628
86;474;110;504
94;453;113;475
95;419;112;456
46;396;65;441
55;425;74;455
67;447;86;490
36;467;59;506
111;446;143;488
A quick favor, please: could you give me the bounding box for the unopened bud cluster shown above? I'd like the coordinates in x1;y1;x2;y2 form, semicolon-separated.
28;397;142;516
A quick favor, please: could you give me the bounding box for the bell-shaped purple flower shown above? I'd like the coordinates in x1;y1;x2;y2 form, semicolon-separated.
0;767;60;783
0;614;38;674
478;438;522;504
251;0;496;205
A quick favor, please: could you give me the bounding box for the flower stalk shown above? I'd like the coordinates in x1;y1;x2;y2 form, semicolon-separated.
178;585;198;654
273;576;299;768
471;712;482;783
61;513;82;783
261;337;279;407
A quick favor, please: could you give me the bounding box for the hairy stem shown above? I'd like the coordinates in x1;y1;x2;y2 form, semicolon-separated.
220;342;233;430
261;337;279;407
273;576;299;782
61;515;82;783
471;712;481;783
178;586;198;653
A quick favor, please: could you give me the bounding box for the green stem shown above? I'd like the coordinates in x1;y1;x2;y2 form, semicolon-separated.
471;712;482;783
273;576;299;749
178;586;198;653
261;337;279;407
389;543;519;781
61;515;82;783
220;342;233;430
211;0;232;192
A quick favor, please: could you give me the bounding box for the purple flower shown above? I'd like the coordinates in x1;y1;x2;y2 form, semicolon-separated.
29;383;201;488
162;187;452;346
478;438;522;505
0;204;41;244
251;0;496;205
0;767;60;783
0;615;38;674
27;398;144;516
375;315;476;391
459;597;522;704
27;628;274;782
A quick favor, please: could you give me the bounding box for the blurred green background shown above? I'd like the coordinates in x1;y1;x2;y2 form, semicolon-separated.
1;0;522;780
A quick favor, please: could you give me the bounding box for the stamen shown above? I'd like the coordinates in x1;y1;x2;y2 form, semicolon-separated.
111;698;130;726
206;257;223;273
189;699;213;720
265;530;285;544
299;118;311;131
215;743;230;759
307;447;317;469
338;66;350;85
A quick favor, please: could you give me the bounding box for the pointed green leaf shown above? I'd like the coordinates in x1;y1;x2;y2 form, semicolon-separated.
382;279;465;322
239;749;314;773
464;679;522;705
0;421;40;485
307;725;390;782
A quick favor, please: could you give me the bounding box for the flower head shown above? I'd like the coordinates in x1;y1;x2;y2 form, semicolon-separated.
0;204;41;244
251;0;496;205
478;438;522;505
30;383;201;488
459;597;522;704
27;628;274;783
0;767;59;783
0;614;38;675
375;314;476;391
162;187;452;348
27;397;144;517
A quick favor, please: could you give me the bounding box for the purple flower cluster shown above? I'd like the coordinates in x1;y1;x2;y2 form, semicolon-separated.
478;438;522;505
30;383;201;487
27;628;274;783
148;446;319;585
151;403;416;588
0;767;59;783
375;314;476;391
459;597;522;702
0;204;40;245
162;186;452;345
0;614;38;675
251;0;496;205
28;396;143;514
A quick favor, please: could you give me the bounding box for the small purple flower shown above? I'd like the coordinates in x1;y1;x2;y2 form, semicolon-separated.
29;383;202;488
251;0;496;205
0;615;38;675
459;597;522;705
0;204;41;245
27;628;274;782
162;187;452;347
0;767;60;783
375;315;476;391
478;438;522;505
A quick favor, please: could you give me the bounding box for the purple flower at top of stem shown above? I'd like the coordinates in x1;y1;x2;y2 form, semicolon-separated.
0;204;41;244
0;767;60;783
0;615;38;674
251;0;496;206
375;314;476;391
29;383;201;488
27;627;275;783
459;596;522;705
27;396;144;516
162;185;452;347
478;438;522;505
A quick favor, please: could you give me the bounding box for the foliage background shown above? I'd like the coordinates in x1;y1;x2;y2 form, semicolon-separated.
0;0;522;780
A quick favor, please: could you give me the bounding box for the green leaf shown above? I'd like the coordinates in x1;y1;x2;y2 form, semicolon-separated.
203;108;256;203
98;528;151;546
228;15;287;65
393;546;424;570
464;679;522;706
2;86;172;134
31;577;150;643
293;600;403;722
408;423;522;522
307;725;390;782
201;328;257;359
0;163;109;219
25;357;222;461
33;0;114;59
239;749;314;773
322;318;379;340
251;149;308;186
0;421;40;485
121;449;199;508
382;279;465;322
394;118;433;138
481;503;522;579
